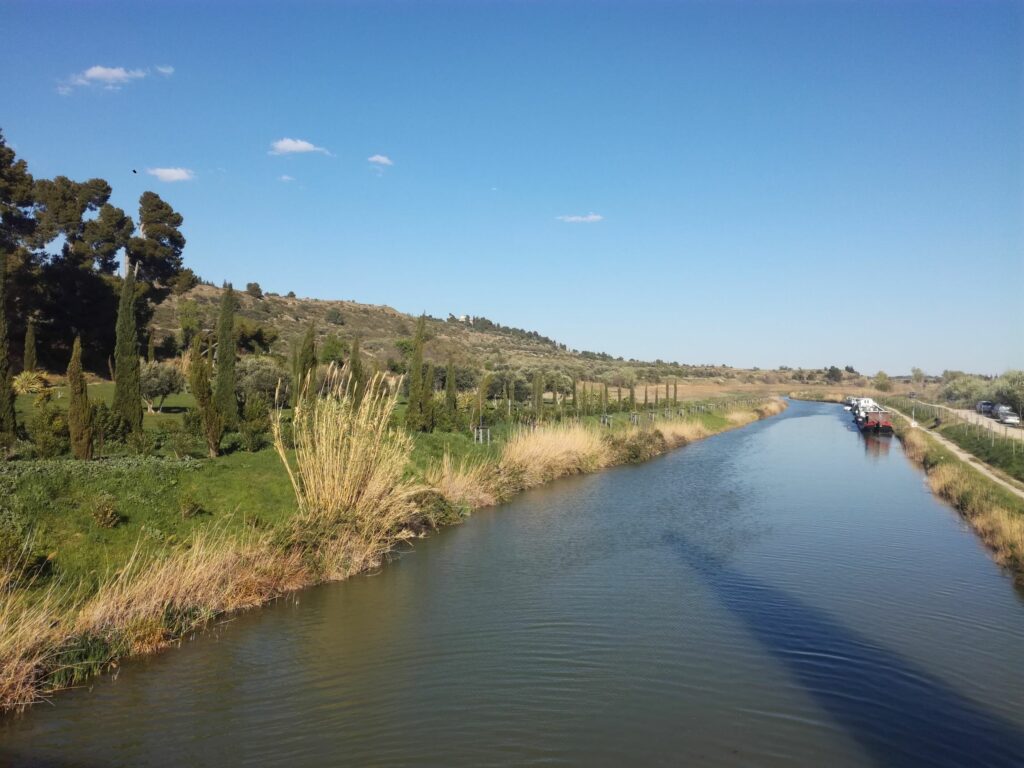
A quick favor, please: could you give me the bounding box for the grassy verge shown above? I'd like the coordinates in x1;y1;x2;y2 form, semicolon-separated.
1;393;786;713
890;414;1024;577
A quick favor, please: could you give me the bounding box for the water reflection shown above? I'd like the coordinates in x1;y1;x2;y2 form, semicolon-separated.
861;433;891;459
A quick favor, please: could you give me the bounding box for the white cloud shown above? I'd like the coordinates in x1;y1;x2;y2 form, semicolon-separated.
279;174;295;182
59;64;172;94
556;213;604;223
146;167;195;182
367;154;393;166
269;138;330;155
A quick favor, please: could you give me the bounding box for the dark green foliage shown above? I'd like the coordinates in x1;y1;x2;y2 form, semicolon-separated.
349;336;365;406
0;249;15;450
112;265;142;433
826;365;843;383
189;339;224;458
146;334;156;363
444;359;458;426
214;284;238;429
239;394;270;452
22;321;36;371
405;316;429;432
67;336;93;460
319;333;347;365
245;282;263;299
604;429;668;464
178;299;201;348
532;372;543;414
171;267;199;295
325;307;344;325
128;191;185;296
292;324;317;403
234;318;278;354
28;392;69;458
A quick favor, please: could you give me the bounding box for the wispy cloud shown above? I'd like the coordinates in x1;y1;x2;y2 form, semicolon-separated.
58;64;172;94
279;174;295;182
556;213;604;223
269;138;331;156
147;167;195;182
367;154;393;167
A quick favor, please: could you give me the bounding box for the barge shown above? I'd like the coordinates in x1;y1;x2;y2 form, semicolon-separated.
847;397;894;434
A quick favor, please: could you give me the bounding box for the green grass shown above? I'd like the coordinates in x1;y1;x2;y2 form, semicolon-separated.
937;423;1024;484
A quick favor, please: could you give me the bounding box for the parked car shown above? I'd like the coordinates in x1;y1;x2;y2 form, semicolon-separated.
976;401;994;415
993;405;1021;426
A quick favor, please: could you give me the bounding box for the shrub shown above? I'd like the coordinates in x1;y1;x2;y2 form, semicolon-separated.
325;307;344;325
127;429;157;457
236;356;286;407
178;491;205;519
91;495;123;529
239;395;270;452
28;392;69;458
12;372;47;396
245;282;263;299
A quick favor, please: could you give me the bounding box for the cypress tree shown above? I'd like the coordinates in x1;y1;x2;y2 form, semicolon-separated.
349;336;364;405
0;254;15;449
213;284;238;428
422;362;435;432
602;383;608;413
629;384;636;410
532;372;543;414
405;316;426;431
112;264;142;434
67;336;93;460
23;321;36;372
189;337;223;458
643;386;649;408
444;358;457;421
292;324;317;403
147;334;156;363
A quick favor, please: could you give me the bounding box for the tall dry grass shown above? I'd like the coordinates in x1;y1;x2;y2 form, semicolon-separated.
657;419;711;449
426;451;498;509
500;422;611;489
273;366;422;575
0;579;66;710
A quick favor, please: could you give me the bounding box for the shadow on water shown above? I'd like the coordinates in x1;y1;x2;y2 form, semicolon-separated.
663;531;1024;768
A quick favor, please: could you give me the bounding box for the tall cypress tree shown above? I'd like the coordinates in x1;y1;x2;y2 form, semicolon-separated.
190;337;223;458
146;334;156;363
444;358;457;422
349;336;364;405
422;362;435;432
67;336;93;460
112;263;142;434
213;284;237;428
23;321;36;372
0;253;15;449
405;316;426;431
602;383;608;413
292;323;317;403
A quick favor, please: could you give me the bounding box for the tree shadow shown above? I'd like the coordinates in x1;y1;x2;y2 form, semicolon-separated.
663;531;1024;767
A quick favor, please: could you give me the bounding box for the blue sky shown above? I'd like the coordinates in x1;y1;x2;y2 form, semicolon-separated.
2;1;1021;374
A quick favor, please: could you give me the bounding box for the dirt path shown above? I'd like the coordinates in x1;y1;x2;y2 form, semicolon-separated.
887;404;1024;501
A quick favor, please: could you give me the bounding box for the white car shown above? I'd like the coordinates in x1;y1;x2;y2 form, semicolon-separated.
993;406;1021;426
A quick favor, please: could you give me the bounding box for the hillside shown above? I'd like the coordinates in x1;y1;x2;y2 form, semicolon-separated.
150;285;825;389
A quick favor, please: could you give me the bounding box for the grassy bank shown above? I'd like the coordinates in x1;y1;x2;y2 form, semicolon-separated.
0;390;785;713
888;415;1024;577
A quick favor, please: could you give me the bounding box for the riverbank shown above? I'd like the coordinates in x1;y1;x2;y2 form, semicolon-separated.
0;394;786;713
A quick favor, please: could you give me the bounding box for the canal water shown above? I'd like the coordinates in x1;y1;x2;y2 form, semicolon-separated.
3;400;1024;767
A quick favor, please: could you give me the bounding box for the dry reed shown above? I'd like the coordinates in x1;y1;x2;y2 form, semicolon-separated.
273;366;422;574
426;450;498;509
500;422;611;489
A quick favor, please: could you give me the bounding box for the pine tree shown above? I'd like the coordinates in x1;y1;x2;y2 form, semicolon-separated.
213;284;238;428
190;338;223;458
67;336;93;460
444;358;457;422
0;253;15;449
23;321;36;372
112;264;142;434
292;324;317;403
349;336;365;406
405;316;427;431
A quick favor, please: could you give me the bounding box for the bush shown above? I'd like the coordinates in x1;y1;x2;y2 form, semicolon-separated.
93;402;128;446
127;429;157;457
246;282;263;299
325;307;344;325
158;421;194;459
91;495;123;529
28;392;69;458
239;395;270;452
178;491;206;519
236;356;287;408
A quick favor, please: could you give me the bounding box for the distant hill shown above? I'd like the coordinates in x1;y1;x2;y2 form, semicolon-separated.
150;285;813;387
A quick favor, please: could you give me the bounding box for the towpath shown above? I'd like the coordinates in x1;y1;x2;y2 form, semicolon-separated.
886;404;1024;502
